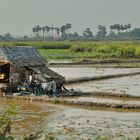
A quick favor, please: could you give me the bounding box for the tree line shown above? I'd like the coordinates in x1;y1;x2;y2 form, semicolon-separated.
1;23;140;41
32;23;72;39
31;23;140;41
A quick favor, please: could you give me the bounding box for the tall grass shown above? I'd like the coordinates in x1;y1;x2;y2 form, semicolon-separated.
0;41;72;49
70;42;140;58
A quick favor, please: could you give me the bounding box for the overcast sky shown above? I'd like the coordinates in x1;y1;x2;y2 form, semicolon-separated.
0;0;140;36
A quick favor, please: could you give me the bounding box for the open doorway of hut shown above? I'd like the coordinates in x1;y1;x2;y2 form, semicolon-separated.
0;63;10;83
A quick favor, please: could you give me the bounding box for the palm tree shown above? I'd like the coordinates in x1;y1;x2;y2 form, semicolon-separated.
83;28;93;38
110;25;115;31
110;24;121;33
60;25;67;39
126;24;131;31
32;26;37;37
98;25;102;30
96;25;107;38
56;27;61;37
36;25;42;37
61;25;66;34
41;26;46;38
50;26;55;37
120;25;125;31
45;26;50;37
66;23;72;34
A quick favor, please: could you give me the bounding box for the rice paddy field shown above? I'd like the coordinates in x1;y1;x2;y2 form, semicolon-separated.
50;66;140;96
50;67;140;81
0;41;140;139
1;97;140;140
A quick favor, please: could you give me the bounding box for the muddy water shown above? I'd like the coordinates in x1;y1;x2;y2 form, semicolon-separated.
67;75;140;96
0;66;140;139
44;107;140;139
0;97;58;137
50;67;140;81
0;97;140;139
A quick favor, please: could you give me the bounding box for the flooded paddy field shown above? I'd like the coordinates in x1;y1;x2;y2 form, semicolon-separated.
51;66;140;97
0;66;140;139
0;97;58;137
47;66;140;139
50;66;140;81
0;97;140;139
44;107;140;140
66;75;140;97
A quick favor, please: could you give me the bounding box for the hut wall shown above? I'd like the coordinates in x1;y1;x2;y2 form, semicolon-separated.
9;66;23;83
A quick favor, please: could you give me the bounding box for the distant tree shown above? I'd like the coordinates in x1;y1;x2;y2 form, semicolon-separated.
32;26;37;36
65;23;72;34
23;35;28;40
124;24;131;31
50;26;55;37
41;26;46;38
83;28;93;39
108;31;116;39
129;28;140;38
32;25;41;37
3;33;13;40
45;26;50;37
60;25;67;39
55;27;61;37
73;32;79;37
0;35;3;41
96;25;107;39
36;25;42;36
110;24;121;33
110;24;132;34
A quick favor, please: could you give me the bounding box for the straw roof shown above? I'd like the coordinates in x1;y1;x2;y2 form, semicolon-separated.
29;66;65;79
0;46;65;81
0;46;48;67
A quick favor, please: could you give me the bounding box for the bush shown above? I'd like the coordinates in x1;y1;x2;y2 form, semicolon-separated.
71;45;93;52
14;42;28;46
96;45;137;57
135;47;140;57
124;46;136;57
96;45;118;53
41;44;71;49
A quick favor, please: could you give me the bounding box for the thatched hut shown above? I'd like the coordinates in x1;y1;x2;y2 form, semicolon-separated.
0;46;65;90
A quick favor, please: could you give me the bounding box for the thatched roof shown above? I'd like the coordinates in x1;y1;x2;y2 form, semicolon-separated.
0;46;47;67
0;46;65;81
29;66;65;80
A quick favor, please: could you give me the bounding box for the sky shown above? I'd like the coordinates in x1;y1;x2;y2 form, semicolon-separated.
0;0;140;36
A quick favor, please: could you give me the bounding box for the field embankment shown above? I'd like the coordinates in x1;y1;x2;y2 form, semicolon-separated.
1;95;140;112
65;71;140;84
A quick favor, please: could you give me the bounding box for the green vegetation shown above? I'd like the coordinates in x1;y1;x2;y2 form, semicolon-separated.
0;41;71;49
38;41;140;60
0;106;17;140
0;106;17;128
1;41;140;61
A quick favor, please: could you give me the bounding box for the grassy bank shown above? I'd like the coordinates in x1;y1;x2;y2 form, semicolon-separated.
1;41;140;61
